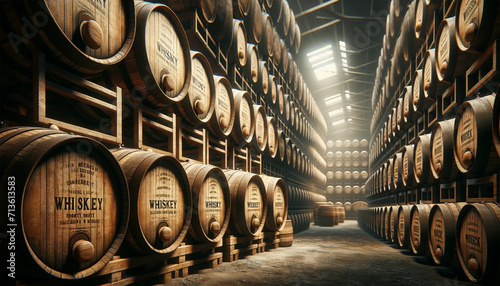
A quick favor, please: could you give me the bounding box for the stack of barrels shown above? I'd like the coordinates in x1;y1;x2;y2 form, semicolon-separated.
325;139;369;219
363;0;500;284
0;0;334;282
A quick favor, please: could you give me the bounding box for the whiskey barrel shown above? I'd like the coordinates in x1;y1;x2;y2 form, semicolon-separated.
232;89;255;146
181;162;231;243
278;130;287;162
423;48;449;101
456;203;500;283
246;0;263;44
409;204;432;255
257;60;270;95
0;127;129;279
436;17;479;83
245;43;259;83
392;152;403;190
266;117;279;158
284;93;291;122
294;23;302;54
227;19;247;69
268;75;278;105
428;202;466;266
270;0;283;22
388;205;399;244
414;134;436;186
114;2;191;107
455;0;500;52
252;104;268;153
272;28;282;65
175;51;215;126
494;94;500;157
414;0;435;40
5;0;136;75
279;0;291;37
288;9;296;47
402;144;417;189
207;76;235;138
397;205;412;248
430;119;461;181
454;94;500;176
233;0;252;19
260;175;288;231
412;69;428;116
259;12;274;57
402;1;418;63
285;137;293;166
223;170;268;236
280;41;289;74
402;86;415;127
111;148;191;254
277;84;285;115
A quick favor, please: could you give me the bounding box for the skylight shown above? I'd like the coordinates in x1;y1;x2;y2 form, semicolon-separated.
331;119;345;127
339;41;349;72
308;45;336;81
328;108;344;118
325;94;342;106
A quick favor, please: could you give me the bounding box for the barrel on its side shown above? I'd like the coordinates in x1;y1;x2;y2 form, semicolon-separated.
112;148;191;254
232;89;255;146
430;119;461;181
266;116;279;158
397;205;412;248
207;76;235;138
0;127;129;279
402;145;417;189
223;170;268;236
181;162;231;242
494;94;500;157
414;134;436;186
252;104;268;152
227;19;247;68
456;203;500;283
409;204;432;255
260;175;288;232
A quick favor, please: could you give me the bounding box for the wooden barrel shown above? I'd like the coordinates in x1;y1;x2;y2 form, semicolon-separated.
260;175;288;231
287;51;294;78
181;162;231;243
414;134;436;186
412;69;427;116
392;152;403;190
279;0;291;37
436;17;479;83
388;205;399;244
402;145;417;189
3;0;136;74
111;148;191;254
403;85;415;127
454;94;500;175
409;204;432;255
280;40;289;74
223;170;268;236
245;43;259;83
455;0;500;52
207;76;235;138
115;2;191;107
430;119;461;181
257;60;270;95
428;202;466;266
317;203;337;227
456;203;500;283
272;28;282;65
268;74;278;105
278;130;286;162
401;1;417;63
414;0;435;40
266;116;279;158
284;93;291;122
231;89;255;146
233;0;252;19
175;51;215;126
494;94;500;157
277;84;285;115
397;205;412;248
285;137;293;166
246;0;263;44
252;104;268;152
0;127;129;279
294;23;301;54
227;19;247;69
259;12;274;57
270;0;283;22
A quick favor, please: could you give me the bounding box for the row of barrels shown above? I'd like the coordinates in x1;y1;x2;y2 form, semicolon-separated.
327;170;369;181
313;202;346;227
367;93;500;196
288;211;312;234
327;158;369;168
327;139;369;149
287;185;326;210
0;0;328;144
0;126;288;280
326;185;366;196
358;203;500;283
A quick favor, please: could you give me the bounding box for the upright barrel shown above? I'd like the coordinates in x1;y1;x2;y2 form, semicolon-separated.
111;148;191;254
3;0;136;74
223;170;267;236
260;175;288;231
0;127;129;279
207;76;235;138
175;51;215;125
181;162;231;243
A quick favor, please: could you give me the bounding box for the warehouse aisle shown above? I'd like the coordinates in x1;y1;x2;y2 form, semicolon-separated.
164;221;477;286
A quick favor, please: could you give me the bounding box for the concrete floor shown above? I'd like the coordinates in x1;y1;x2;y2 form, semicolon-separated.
164;221;480;286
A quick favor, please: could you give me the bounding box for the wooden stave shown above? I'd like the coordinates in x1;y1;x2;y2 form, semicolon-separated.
116;2;191;108
455;0;500;52
252;104;268;153
428;202;466;266
260;175;288;232
181;161;231;243
207;76;235;138
454;95;500;176
0;127;129;279
174;51;216;126
430;119;462;181
409;203;432;255
456;203;500;283
232;89;255;146
397;205;412;248
8;0;137;75
111;148;192;254
223;170;268;236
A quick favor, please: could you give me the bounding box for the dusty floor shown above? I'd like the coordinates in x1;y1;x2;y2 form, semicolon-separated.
162;221;480;286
